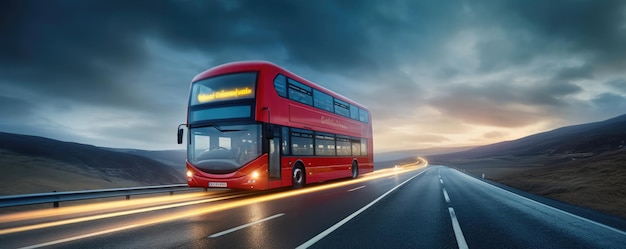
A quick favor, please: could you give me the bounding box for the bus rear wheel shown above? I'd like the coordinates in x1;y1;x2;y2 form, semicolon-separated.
351;161;359;179
292;164;305;188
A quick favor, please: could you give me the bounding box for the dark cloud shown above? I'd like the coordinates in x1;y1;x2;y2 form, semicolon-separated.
468;0;626;74
511;0;626;71
0;1;154;113
592;92;626;109
427;79;582;128
607;78;626;93
474;32;537;73
554;64;595;81
0;0;461;108
526;80;583;106
1;0;625;150
0;95;36;123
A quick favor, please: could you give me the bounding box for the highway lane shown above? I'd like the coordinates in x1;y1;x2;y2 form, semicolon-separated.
0;166;424;248
309;165;458;248
440;166;626;248
311;166;626;248
2;165;625;248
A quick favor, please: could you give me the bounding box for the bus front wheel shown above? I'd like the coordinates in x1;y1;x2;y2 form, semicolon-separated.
292;164;305;188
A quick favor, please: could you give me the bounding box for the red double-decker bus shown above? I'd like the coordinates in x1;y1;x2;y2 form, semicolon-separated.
178;61;373;190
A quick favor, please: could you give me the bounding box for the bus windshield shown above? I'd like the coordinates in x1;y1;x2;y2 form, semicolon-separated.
188;124;261;174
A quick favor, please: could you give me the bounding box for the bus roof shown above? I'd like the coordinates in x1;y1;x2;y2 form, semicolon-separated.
191;61;369;111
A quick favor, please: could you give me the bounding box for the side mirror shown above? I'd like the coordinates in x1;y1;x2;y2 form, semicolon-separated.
177;124;186;144
177;129;184;144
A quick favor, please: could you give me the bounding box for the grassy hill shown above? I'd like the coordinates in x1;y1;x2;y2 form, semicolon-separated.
426;114;626;218
0;132;185;195
108;148;187;176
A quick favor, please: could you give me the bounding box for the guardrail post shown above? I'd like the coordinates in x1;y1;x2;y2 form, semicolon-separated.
53;191;59;208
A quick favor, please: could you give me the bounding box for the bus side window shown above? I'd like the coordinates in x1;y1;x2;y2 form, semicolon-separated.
361;138;368;156
351;138;361;156
274;74;287;97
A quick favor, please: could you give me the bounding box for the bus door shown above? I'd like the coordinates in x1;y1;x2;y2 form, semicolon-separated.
267;125;281;180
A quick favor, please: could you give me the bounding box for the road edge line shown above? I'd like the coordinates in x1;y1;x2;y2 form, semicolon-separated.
453;168;626;236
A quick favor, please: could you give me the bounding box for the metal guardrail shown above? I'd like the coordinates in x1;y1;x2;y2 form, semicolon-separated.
0;184;191;208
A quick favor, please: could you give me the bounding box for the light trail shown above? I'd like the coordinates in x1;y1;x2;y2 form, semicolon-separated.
0;192;253;235
0;191;219;223
3;159;426;239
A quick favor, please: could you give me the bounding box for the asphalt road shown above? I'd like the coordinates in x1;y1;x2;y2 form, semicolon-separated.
1;165;625;248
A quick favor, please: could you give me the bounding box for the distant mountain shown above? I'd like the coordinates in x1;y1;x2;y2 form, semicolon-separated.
108;148;187;175
425;114;626;219
0;132;185;195
375;146;474;162
429;114;626;163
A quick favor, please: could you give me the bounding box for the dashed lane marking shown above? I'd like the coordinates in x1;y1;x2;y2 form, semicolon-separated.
208;213;285;238
348;186;366;192
449;207;469;249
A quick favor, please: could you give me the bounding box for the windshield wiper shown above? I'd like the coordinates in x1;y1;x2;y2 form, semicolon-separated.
207;123;245;132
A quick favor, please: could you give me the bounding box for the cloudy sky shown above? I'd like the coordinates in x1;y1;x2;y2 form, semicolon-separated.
2;0;626;153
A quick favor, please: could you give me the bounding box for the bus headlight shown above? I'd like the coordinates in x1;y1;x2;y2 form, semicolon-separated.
187;170;194;178
251;171;259;179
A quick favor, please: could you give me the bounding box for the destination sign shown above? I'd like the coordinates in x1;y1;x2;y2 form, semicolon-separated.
197;87;253;103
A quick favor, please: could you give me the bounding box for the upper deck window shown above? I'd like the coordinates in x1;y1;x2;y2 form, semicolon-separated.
288;78;313;105
190;72;257;106
334;99;350;117
313;89;333;112
274;74;287;97
359;109;369;123
349;104;359;120
273;74;370;124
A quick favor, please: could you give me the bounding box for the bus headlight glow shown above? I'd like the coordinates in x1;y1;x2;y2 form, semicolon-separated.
186;170;194;178
251;171;259;179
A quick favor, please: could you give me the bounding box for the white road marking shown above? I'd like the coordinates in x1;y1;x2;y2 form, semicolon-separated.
442;167;468;249
443;188;451;204
448;207;469;249
296;169;427;249
454;169;626;237
18;224;141;249
347;186;366;192
208;213;285;238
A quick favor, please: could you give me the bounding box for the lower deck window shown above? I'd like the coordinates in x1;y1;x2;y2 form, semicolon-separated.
291;129;314;156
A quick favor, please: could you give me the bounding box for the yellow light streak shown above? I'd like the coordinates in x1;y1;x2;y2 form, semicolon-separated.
1;159;426;237
0;191;216;223
0;192;252;235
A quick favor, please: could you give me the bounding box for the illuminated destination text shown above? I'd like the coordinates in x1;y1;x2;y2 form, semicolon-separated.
197;87;253;103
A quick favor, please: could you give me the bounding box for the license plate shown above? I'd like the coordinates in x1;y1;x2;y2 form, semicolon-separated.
209;182;227;187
